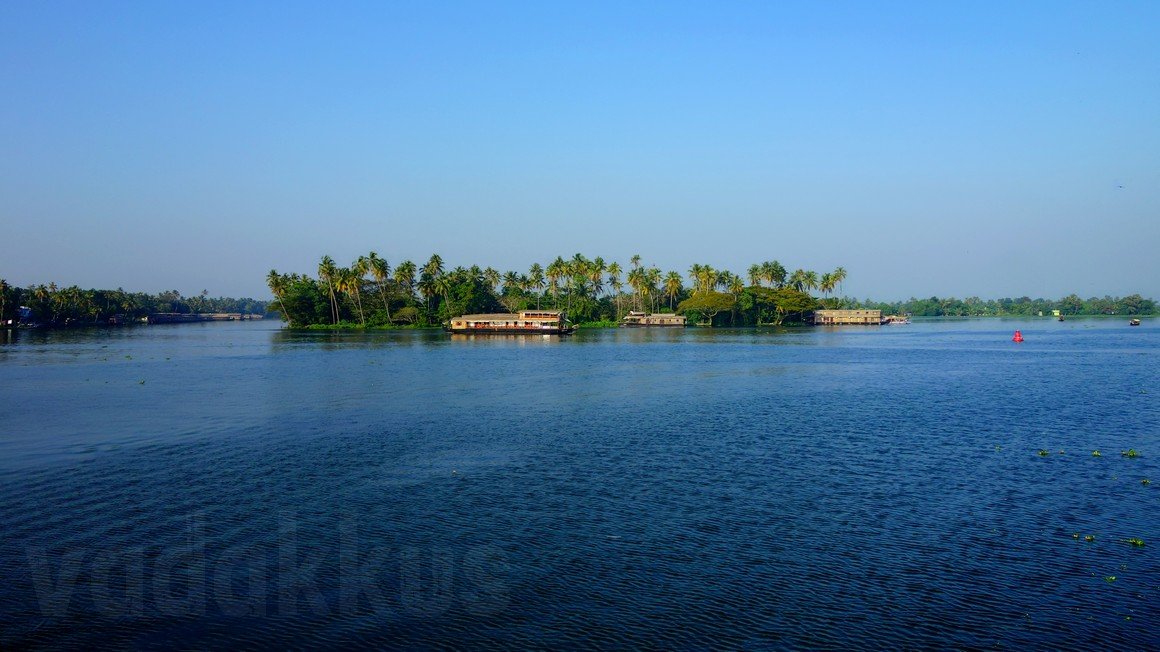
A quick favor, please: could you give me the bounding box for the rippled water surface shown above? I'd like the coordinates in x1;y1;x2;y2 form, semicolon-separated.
1;319;1158;648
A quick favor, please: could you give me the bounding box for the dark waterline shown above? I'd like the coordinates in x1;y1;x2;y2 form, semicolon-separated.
1;319;1157;648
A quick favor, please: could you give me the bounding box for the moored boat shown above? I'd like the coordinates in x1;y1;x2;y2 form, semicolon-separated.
620;311;686;327
447;310;575;335
1130;318;1141;326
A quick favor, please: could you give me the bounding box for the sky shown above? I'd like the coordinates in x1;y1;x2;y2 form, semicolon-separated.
1;1;1157;300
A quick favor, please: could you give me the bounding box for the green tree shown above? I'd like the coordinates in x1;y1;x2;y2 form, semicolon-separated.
367;251;392;323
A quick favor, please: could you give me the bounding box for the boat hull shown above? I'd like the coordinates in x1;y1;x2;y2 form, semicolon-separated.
446;326;574;335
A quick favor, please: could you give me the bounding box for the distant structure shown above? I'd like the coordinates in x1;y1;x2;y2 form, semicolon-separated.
621;311;686;327
813;309;885;326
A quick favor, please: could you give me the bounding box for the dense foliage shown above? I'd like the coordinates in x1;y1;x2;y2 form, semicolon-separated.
267;254;843;328
0;280;267;326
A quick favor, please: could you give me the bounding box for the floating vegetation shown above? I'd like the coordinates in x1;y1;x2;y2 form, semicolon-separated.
1105;576;1117;583
1038;449;1050;456
1092;450;1102;457
1124;538;1145;547
138;380;146;385
994;445;1002;451
1072;533;1080;539
1142;479;1151;487
1121;449;1141;458
1085;535;1096;542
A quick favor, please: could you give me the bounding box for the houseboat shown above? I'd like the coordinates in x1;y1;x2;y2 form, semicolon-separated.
620;311;686;327
447;310;575;335
813;309;887;326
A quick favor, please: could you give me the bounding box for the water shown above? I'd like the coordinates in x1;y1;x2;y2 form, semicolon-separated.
1;319;1157;648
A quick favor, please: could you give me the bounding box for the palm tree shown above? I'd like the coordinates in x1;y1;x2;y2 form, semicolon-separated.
803;270;819;294
664;271;683;310
833;266;848;295
350;256;369;325
546;257;566;309
417;273;437;316
788;269;807;293
433;273;453;320
747;264;762;287
266;269;292;324
528;263;545;309
589;256;605;299
0;278;9;323
728;273;744;296
626;266;644;311
422;254;444;281
820;272;835;299
606;261;623;318
695;265;717;295
318;256;339;324
484;267;500;293
762;260;787;288
644;267;662;313
367;251;392;322
394;260;417;300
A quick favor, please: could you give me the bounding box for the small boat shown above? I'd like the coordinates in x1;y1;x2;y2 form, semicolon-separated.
1129;318;1141;326
447;310;575;335
1057;315;1065;322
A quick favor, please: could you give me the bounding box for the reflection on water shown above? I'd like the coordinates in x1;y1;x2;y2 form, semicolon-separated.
0;319;1157;648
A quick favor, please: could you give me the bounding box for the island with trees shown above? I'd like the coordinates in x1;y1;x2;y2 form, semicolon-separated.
0;281;267;328
267;252;865;329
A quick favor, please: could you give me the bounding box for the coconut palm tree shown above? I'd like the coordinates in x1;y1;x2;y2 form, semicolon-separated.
367;251;392;322
483;267;500;293
644;267;662;313
546;257;566;309
422;254;444;281
747;264;762;287
803;270;819;294
762;260;787;288
318;256;339;324
417;273;437;316
833;266;848;295
432;273;454;320
788;269;807;293
266;269;292;324
350;256;369;325
0;278;9;323
607;261;626;317
528;263;545;309
664;271;683;310
589;256;605;299
394;260;416;300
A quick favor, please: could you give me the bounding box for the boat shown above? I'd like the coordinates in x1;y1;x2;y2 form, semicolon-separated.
885;314;910;325
1057;314;1065;322
1130;318;1141;326
447;310;575;335
620;311;686;327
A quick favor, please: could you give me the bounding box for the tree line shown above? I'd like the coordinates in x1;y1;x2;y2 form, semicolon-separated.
856;294;1156;317
266;253;846;328
0;280;267;326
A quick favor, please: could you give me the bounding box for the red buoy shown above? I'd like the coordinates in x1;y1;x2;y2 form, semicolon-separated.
1012;330;1024;342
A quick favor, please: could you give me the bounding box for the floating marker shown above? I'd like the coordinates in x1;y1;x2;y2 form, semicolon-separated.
1012;330;1024;342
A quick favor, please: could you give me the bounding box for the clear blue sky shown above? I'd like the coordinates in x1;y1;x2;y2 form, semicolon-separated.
2;1;1157;300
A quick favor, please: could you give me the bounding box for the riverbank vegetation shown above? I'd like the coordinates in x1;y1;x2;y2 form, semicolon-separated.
0;280;267;327
855;294;1156;317
266;253;837;328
